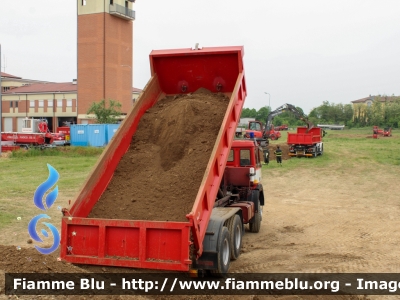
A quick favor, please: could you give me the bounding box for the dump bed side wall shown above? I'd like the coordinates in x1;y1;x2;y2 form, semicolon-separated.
68;75;162;217
188;73;246;255
288;127;322;145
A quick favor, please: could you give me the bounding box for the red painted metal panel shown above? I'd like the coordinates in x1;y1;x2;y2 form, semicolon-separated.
146;228;182;262
229;202;254;223
287;127;322;145
224;167;250;187
1;132;45;144
61;217;192;271
66;225;99;256
105;227;140;258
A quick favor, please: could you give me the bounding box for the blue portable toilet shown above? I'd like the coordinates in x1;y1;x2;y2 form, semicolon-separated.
87;124;107;147
106;124;120;144
70;124;88;146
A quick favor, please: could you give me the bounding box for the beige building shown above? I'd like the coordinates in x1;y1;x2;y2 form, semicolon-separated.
351;95;399;120
1;72;141;132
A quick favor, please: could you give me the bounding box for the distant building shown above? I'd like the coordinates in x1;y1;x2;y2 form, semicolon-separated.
1;0;141;132
351;95;399;120
1;73;141;132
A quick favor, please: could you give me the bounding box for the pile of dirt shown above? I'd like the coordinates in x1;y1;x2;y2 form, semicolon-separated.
89;89;229;222
0;246;82;273
268;144;291;161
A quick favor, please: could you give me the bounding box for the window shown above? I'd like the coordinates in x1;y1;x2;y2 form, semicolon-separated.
48;100;53;107
15;101;18;108
254;148;260;166
67;99;72;107
10;101;13;108
228;150;234;162
110;0;113;4
250;122;262;131
367;101;372;107
82;0;86;5
30;100;35;108
57;100;63;107
240;149;251;166
24;119;32;128
39;100;44;108
2;87;10;92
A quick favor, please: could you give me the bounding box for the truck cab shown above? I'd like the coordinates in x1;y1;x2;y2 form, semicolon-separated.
225;139;263;187
244;121;281;140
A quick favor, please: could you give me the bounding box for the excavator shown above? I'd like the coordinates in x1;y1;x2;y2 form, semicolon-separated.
244;103;314;140
243;103;316;164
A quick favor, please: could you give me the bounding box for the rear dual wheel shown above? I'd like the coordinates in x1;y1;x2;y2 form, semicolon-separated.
213;226;230;275
226;215;243;260
214;215;244;275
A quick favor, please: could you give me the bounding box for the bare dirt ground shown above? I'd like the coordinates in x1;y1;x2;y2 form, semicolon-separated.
233;163;400;274
2;161;399;299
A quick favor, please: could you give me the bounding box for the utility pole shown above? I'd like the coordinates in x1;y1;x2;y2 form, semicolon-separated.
264;92;271;111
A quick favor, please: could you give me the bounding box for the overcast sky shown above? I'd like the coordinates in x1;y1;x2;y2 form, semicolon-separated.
1;0;399;113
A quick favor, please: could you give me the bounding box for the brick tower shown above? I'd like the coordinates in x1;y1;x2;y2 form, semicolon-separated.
77;0;135;122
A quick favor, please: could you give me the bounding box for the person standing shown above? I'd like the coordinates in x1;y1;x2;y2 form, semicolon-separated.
274;146;282;166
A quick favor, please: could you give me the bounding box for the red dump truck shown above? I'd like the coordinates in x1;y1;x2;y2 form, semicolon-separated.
60;46;265;275
287;127;324;157
1;118;54;149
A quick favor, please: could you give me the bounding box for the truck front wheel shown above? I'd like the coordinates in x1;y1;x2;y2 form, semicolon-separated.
249;200;261;233
227;215;242;260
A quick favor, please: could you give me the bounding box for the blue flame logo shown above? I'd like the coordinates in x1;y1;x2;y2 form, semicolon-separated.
28;164;60;254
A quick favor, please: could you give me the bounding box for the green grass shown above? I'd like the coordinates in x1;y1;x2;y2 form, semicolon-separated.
0;147;103;229
263;128;400;174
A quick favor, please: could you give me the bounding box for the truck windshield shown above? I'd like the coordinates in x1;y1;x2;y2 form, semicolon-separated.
240;149;251;166
250;122;261;131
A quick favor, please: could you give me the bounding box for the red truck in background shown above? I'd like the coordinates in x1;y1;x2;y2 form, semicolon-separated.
373;126;392;137
52;126;71;146
1;118;54;149
287;127;324;157
275;124;288;131
60;46;265;275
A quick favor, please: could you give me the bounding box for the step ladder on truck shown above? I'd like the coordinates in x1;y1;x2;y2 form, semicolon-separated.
60;46;265;275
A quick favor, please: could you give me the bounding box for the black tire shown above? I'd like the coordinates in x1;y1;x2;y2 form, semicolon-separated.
249;200;261;233
226;215;243;260
213;226;230;275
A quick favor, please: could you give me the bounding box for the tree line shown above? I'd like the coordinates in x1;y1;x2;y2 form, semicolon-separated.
241;96;400;128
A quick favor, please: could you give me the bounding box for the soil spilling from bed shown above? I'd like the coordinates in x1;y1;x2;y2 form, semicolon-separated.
88;89;230;222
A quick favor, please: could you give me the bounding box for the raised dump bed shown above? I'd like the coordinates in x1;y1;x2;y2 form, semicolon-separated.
60;46;247;271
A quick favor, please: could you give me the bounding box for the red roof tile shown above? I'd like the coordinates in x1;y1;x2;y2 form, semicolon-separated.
3;82;77;94
1;72;21;79
3;81;142;94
